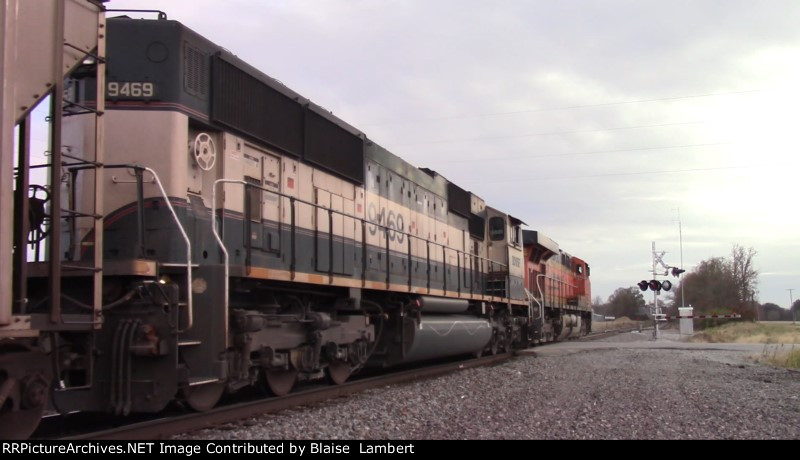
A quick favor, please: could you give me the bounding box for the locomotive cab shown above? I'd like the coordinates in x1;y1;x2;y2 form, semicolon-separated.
485;207;526;300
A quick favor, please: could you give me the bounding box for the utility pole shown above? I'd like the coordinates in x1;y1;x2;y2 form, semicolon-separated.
675;208;685;310
789;288;795;324
652;241;660;339
753;290;759;322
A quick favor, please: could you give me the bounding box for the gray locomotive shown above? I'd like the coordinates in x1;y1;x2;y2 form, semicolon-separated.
0;6;591;439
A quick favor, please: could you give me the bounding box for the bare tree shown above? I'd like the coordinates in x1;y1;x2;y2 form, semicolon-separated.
730;244;758;308
671;244;758;319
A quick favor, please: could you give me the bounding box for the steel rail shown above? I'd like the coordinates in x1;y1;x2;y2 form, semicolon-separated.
57;353;513;440
45;328;637;440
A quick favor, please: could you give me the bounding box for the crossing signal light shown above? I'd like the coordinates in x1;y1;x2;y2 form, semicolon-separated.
639;279;671;292
671;267;685;277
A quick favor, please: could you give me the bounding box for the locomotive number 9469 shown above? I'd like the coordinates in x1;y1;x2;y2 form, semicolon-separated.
107;81;155;98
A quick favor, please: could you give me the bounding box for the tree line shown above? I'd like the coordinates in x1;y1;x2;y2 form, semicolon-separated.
594;244;782;321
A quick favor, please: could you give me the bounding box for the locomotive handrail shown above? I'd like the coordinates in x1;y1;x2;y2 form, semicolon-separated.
535;274;546;313
105;9;168;20
536;273;579;310
211;180;512;303
525;288;541;322
141;167;193;333
102;164;194;332
211;179;240;348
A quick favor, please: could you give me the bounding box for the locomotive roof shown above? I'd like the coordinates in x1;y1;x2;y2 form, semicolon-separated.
522;230;559;253
105;17;512;221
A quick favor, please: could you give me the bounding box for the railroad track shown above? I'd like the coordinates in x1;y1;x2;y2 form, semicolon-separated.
41;353;512;440
37;326;638;440
582;327;642;340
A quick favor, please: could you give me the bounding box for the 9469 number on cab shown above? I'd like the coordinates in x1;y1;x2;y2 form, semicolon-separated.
107;81;155;99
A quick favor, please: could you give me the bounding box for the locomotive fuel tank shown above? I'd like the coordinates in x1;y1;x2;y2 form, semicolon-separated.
401;315;492;363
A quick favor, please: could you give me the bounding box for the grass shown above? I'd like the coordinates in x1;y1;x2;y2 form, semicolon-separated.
691;321;800;369
783;349;800;368
751;344;800;369
591;316;647;333
689;321;800;345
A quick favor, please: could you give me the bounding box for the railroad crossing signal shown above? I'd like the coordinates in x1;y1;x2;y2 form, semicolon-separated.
653;250;668;272
638;279;672;292
653;248;685;278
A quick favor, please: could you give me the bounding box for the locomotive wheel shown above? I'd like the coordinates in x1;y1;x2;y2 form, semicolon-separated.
0;404;45;440
0;343;51;440
264;369;297;397
181;381;225;412
489;336;499;355
502;330;513;352
326;362;352;385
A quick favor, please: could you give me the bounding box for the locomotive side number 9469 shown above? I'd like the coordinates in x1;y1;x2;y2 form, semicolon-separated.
107;81;155;98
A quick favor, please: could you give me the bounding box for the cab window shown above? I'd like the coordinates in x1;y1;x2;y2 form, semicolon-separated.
489;217;505;241
510;225;522;247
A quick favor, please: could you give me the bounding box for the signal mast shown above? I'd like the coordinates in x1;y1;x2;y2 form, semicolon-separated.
637;242;684;339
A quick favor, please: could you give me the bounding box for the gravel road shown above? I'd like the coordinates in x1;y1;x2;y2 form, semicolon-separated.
177;333;800;440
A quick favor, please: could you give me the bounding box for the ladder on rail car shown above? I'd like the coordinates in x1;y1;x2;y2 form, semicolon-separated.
2;1;106;333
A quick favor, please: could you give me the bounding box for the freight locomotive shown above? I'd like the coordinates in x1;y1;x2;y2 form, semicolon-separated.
0;5;591;439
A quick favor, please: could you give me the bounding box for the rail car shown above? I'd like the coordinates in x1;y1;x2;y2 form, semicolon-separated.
0;5;591;439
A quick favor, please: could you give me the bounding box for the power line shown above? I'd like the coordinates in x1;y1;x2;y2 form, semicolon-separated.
431;141;731;164
464;164;755;184
364;89;762;127
393;120;706;147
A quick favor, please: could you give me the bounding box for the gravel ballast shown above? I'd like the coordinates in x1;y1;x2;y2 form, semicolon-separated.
177;334;800;440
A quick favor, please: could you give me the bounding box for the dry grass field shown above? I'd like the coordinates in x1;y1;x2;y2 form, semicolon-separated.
690;321;800;369
591;316;648;333
690;321;800;344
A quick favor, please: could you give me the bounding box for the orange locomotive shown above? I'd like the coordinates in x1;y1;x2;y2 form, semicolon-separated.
523;231;592;342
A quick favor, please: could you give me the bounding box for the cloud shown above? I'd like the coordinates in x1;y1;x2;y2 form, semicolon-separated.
105;0;800;306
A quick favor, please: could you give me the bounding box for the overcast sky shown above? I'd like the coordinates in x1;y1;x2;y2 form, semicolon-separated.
104;0;800;308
